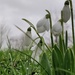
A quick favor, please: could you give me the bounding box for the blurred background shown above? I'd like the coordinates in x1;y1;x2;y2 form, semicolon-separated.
0;0;75;49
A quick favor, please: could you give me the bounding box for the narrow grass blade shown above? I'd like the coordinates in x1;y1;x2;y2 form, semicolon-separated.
22;18;40;38
22;18;34;28
20;61;26;75
56;68;74;75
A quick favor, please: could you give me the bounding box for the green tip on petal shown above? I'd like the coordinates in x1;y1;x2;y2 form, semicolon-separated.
45;14;50;19
27;27;31;31
59;19;62;22
64;0;69;5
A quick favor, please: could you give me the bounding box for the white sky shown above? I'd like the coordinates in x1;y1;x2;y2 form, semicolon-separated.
0;0;75;37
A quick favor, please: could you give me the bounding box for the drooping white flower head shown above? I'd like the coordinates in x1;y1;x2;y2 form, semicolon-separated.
36;14;50;33
52;20;62;36
24;27;32;46
62;0;70;23
31;39;43;64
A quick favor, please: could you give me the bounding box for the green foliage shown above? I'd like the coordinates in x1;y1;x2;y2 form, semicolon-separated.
0;50;34;75
52;45;63;75
63;49;74;75
40;53;51;75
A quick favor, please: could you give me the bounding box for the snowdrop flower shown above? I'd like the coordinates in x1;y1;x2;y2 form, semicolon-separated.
31;39;43;64
24;27;32;46
36;14;50;33
52;20;62;36
62;0;70;23
52;20;62;42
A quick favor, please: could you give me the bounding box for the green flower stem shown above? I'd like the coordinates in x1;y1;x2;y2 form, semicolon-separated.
69;0;75;49
61;10;64;40
65;31;68;50
61;10;65;54
46;10;54;48
69;0;75;73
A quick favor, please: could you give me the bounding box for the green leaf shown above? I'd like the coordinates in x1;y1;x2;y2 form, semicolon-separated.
63;49;74;75
54;45;63;67
40;53;51;75
52;45;63;75
59;35;63;52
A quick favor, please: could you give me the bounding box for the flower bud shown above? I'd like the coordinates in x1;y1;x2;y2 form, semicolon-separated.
62;0;70;23
24;27;32;46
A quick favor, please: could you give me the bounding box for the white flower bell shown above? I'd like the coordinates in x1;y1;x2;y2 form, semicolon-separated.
52;20;62;42
24;27;32;46
31;39;43;64
36;14;50;33
62;0;70;23
52;20;62;36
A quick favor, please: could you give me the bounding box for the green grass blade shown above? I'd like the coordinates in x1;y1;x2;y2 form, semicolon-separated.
22;18;41;38
56;68;74;75
20;61;26;75
22;18;34;28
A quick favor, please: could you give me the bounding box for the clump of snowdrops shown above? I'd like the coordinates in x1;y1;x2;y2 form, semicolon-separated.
14;0;75;75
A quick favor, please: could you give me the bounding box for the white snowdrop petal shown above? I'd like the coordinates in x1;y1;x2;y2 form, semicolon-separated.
62;5;70;23
37;17;46;27
24;31;32;46
37;25;46;33
36;16;50;33
52;21;62;36
44;19;50;31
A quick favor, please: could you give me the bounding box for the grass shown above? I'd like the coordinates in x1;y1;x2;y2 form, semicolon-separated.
0;49;35;75
0;45;74;75
0;49;51;75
